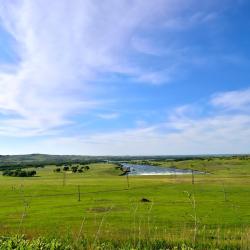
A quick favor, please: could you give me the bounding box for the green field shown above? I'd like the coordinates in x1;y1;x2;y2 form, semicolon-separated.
0;157;250;249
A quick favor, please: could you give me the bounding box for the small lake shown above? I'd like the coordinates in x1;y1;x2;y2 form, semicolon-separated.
121;163;202;176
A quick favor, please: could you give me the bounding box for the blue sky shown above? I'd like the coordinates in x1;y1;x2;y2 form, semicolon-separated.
0;0;250;155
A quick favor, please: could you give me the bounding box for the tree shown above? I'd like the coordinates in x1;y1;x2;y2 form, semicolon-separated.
71;166;78;173
63;166;69;171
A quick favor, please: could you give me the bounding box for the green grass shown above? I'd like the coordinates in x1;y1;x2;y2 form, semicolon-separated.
0;158;250;249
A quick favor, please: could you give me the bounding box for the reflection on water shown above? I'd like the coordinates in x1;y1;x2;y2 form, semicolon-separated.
121;163;202;176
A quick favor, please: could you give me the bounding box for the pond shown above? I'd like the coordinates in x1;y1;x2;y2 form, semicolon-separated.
121;163;202;176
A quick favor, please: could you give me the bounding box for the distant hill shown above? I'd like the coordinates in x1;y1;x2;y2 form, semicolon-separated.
0;153;248;169
0;154;104;168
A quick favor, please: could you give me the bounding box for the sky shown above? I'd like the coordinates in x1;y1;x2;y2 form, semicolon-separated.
0;0;250;155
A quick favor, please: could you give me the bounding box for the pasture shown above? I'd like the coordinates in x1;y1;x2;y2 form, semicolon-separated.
0;157;250;249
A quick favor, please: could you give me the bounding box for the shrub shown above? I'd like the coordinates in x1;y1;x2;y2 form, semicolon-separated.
0;235;72;250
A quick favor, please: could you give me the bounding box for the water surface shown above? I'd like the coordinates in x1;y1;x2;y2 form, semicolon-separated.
122;163;201;176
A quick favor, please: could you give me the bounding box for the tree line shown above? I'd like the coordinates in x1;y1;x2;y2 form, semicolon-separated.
2;169;37;177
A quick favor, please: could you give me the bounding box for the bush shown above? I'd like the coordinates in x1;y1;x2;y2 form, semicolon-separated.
2;170;12;176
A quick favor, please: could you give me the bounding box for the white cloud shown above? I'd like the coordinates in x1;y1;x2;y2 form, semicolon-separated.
131;37;164;56
164;11;217;30
211;88;250;111
11;89;249;155
22;112;250;155
97;113;120;120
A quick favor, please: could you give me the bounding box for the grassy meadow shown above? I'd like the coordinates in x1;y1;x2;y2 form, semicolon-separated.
0;157;250;249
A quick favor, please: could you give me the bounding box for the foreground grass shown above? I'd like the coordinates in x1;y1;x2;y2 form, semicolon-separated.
1;234;249;250
0;158;250;249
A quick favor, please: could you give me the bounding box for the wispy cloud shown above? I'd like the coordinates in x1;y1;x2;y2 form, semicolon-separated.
97;112;120;120
0;0;246;155
29;113;250;155
164;11;218;30
211;88;250;111
17;88;250;155
0;0;194;136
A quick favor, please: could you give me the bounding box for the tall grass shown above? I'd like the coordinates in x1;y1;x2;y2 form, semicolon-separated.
1;231;249;250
